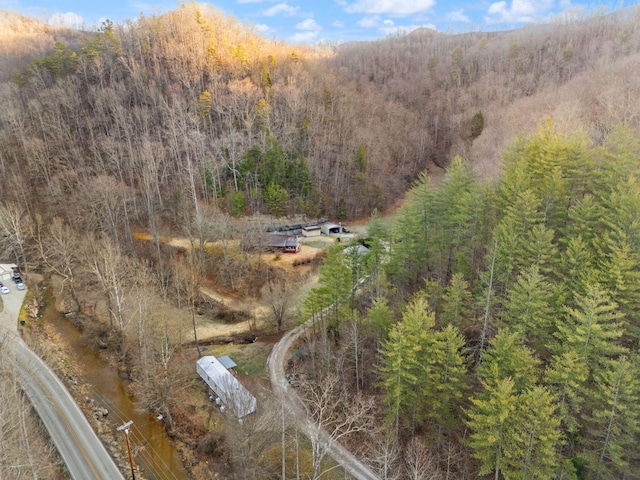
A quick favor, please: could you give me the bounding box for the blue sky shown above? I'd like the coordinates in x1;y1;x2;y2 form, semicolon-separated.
3;0;639;44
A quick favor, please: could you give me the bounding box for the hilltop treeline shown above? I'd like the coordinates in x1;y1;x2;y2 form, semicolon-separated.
303;123;640;479
332;7;640;174
0;11;86;83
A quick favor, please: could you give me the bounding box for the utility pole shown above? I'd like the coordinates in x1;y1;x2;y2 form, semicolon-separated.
282;402;286;480
117;420;136;480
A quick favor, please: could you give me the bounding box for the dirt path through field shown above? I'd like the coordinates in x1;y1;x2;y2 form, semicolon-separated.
133;232;324;339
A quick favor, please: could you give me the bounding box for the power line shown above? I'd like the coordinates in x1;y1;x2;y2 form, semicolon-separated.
81;380;183;480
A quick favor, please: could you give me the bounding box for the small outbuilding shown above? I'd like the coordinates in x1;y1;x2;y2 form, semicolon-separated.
320;222;343;235
301;225;322;237
197;356;257;418
0;264;18;281
217;355;237;375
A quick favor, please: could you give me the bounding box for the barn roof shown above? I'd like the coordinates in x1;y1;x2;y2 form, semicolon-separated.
217;355;237;370
266;233;299;248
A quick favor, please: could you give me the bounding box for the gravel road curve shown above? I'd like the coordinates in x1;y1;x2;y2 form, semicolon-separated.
268;322;380;480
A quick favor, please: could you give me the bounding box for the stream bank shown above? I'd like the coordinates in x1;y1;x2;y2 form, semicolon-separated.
29;290;193;480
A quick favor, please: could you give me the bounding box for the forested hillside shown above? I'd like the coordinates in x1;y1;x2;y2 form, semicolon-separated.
2;3;640;229
302;123;640;479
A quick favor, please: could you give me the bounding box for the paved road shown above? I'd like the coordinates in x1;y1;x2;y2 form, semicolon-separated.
1;283;125;480
268;322;380;480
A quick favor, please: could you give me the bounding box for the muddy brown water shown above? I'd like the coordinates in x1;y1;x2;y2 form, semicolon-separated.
44;305;192;480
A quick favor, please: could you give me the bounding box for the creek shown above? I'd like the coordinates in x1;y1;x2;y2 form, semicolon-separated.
43;302;192;480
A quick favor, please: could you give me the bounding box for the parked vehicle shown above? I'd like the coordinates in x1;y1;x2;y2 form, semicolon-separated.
16;281;25;291
0;283;9;294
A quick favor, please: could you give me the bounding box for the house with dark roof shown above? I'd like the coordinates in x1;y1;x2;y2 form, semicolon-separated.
265;232;300;253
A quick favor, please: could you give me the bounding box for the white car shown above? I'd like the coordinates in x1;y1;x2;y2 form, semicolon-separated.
0;283;9;294
16;281;25;291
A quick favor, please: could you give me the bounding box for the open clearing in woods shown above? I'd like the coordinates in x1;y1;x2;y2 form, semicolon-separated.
133;232;330;339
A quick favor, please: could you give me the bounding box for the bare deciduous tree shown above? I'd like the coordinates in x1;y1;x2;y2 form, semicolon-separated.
82;175;133;248
82;233;132;356
36;216;82;310
262;279;294;332
130;277;187;431
223;389;280;479
172;253;204;356
298;359;375;479
404;437;441;480
0;201;32;270
371;432;402;480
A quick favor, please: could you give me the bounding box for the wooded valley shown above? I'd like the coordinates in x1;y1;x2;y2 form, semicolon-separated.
1;2;640;478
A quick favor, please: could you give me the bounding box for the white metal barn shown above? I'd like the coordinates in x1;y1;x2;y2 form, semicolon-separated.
196;356;257;418
320;222;342;235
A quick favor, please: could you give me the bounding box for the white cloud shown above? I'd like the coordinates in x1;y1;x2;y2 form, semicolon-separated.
48;12;84;28
296;18;322;31
254;23;272;34
262;3;299;17
345;0;436;16
383;19;394;26
291;31;320;43
445;9;470;23
485;0;555;24
357;15;382;28
332;19;345;28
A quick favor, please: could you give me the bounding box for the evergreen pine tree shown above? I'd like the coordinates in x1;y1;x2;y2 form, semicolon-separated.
554;284;625;376
431;324;468;430
581;356;640;479
380;297;434;433
365;297;394;342
478;329;539;393
493;188;544;283
466;377;519;480
440;272;472;328
503;265;559;357
545;349;589;437
510;386;562;480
